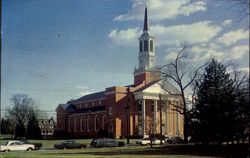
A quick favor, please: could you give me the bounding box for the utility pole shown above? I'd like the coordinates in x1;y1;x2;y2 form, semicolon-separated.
126;88;130;144
159;94;163;145
0;0;2;136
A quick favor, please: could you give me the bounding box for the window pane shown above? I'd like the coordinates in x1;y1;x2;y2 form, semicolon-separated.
144;40;148;51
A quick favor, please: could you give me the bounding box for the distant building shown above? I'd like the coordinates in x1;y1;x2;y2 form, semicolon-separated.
56;5;183;139
39;118;56;139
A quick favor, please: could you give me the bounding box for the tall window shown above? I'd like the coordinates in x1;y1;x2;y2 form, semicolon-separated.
102;115;105;130
150;40;153;51
109;107;113;115
140;41;142;52
94;116;98;131
144;40;148;51
80;117;83;132
87;117;90;132
74;117;77;132
151;101;154;112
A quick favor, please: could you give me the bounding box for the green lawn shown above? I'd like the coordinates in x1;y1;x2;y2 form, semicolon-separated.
1;135;247;157
0;146;208;158
0;136;207;158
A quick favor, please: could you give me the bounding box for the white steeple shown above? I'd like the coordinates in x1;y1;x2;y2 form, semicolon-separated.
136;4;155;72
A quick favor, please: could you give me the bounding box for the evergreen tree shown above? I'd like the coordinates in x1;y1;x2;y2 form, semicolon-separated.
191;59;236;144
26;112;42;139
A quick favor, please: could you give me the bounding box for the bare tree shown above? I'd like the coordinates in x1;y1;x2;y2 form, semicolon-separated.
159;46;207;144
7;94;40;137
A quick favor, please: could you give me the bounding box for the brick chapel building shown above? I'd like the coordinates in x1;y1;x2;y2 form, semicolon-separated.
56;6;184;138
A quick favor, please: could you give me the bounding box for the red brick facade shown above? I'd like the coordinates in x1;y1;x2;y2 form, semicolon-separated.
56;5;183;139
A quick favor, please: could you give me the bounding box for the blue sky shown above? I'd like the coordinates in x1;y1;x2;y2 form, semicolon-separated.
2;0;249;116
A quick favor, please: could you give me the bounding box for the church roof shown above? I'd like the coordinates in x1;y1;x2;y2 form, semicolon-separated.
56;103;76;111
134;79;160;92
134;79;180;94
74;91;105;104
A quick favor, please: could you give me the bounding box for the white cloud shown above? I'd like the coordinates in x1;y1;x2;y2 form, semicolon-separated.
76;86;91;96
238;67;249;74
228;45;249;59
217;29;249;46
108;27;140;46
108;21;221;48
151;21;221;46
78;91;91;97
114;0;206;21
222;19;232;27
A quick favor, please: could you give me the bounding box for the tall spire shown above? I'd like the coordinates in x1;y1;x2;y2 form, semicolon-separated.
143;4;149;31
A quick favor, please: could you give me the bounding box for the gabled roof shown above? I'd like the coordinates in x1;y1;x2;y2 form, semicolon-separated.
134;79;180;94
134;79;160;92
73;91;105;104
56;103;76;111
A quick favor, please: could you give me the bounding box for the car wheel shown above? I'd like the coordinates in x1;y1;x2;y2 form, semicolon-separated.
27;147;33;151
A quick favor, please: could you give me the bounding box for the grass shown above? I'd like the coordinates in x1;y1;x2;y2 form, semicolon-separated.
0;145;208;158
1;135;248;157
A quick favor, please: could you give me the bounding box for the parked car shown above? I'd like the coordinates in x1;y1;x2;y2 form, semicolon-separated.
18;139;42;150
166;136;184;144
54;140;86;149
90;138;98;147
136;137;150;145
136;137;164;145
92;138;124;148
0;141;35;152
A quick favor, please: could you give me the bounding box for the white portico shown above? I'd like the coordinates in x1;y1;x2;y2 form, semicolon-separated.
133;80;182;137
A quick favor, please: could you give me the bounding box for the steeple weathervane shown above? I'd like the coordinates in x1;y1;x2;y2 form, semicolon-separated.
143;4;149;32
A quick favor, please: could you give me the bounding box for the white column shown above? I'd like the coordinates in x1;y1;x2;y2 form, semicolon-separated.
165;101;168;135
176;102;180;136
154;100;158;133
142;99;146;137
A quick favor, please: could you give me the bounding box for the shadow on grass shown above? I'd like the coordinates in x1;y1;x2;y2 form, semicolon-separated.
44;144;249;157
